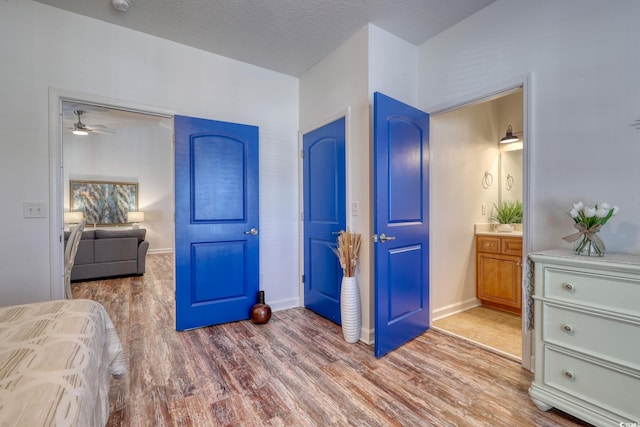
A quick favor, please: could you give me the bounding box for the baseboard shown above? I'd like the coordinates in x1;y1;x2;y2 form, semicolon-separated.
360;327;374;345
431;298;481;322
269;297;300;312
148;248;173;255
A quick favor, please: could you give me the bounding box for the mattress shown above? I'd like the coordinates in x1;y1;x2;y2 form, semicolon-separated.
0;299;126;426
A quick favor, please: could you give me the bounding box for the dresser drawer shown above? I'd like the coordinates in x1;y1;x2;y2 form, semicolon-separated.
544;347;640;420
544;304;640;369
544;268;640;316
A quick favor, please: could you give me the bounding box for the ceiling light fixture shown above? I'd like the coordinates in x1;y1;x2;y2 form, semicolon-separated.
72;110;90;136
112;0;131;12
500;124;520;144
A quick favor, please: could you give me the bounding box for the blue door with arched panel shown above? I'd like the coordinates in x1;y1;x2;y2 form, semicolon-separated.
303;117;346;323
174;115;259;331
373;93;430;357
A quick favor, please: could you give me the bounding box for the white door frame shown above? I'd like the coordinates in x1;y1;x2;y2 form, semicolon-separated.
48;87;175;300
426;74;533;371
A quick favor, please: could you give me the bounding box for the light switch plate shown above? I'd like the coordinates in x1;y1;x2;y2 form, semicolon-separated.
23;202;47;218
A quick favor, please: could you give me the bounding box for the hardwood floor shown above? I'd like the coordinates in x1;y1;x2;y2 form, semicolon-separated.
72;253;589;426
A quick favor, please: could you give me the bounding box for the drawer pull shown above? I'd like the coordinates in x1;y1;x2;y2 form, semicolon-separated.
563;370;575;379
561;282;574;291
562;324;574;333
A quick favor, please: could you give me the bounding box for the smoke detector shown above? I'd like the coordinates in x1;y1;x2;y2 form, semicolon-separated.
112;0;131;12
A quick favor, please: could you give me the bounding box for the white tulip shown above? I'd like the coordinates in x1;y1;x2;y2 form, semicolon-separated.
612;205;620;215
583;207;596;218
568;208;579;218
595;207;609;218
573;201;584;211
599;202;611;210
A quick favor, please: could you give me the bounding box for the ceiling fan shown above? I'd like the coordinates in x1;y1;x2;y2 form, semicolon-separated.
70;110;116;135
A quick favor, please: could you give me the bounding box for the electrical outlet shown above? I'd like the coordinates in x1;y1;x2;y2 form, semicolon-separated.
23;202;47;218
482;203;487;216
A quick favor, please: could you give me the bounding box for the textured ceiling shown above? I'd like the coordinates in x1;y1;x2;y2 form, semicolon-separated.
34;0;495;76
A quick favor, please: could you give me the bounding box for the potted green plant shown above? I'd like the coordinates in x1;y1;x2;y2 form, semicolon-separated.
491;200;523;232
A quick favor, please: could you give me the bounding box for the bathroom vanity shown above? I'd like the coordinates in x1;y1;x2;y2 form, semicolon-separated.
475;230;523;315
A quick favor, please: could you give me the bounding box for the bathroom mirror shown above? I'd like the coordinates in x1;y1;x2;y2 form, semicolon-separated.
499;148;522;203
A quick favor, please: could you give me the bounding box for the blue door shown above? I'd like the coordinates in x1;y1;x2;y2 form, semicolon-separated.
303;117;346;323
174;115;259;331
373;92;430;358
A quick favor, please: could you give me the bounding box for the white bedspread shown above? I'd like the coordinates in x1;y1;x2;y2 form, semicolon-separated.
0;299;126;427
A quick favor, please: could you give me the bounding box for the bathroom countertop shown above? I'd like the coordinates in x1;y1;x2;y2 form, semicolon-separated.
474;223;523;237
475;230;523;237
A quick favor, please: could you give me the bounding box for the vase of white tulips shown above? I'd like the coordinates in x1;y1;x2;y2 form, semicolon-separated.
562;201;619;256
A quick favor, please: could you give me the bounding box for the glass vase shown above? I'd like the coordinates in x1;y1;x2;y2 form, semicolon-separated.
574;234;604;257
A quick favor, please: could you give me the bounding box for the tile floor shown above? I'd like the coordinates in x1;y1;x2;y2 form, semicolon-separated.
432;306;522;360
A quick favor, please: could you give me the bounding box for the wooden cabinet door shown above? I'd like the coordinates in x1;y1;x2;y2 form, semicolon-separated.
477;252;522;314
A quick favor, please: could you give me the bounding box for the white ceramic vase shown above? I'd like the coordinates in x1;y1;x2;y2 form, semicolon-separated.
496;223;515;232
340;276;361;343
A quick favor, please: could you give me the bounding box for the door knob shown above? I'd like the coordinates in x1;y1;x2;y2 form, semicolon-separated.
244;228;259;235
373;233;396;243
380;234;396;243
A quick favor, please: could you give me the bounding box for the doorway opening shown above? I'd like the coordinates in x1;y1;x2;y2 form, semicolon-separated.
427;83;530;366
49;90;174;301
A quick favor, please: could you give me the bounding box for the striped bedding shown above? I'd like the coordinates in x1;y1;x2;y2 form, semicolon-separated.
0;299;126;427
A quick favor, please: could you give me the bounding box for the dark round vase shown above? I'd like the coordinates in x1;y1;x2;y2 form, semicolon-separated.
251;290;272;324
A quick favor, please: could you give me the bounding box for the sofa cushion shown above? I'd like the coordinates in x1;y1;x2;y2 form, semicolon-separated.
95;229;146;243
73;240;94;265
94;237;139;263
64;230;95;241
80;230;96;240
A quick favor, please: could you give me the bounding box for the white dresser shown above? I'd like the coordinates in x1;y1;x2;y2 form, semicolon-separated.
529;250;640;426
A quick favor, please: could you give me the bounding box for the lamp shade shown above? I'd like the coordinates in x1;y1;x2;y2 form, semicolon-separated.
127;211;145;223
64;211;84;224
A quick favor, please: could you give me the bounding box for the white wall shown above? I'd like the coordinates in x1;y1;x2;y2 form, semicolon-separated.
368;26;419;108
299;25;371;339
0;2;299;307
420;0;640;255
63;124;174;252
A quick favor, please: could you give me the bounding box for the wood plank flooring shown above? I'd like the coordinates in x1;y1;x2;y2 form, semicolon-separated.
72;253;589;426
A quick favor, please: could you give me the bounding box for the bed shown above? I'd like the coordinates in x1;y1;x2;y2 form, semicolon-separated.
0;299;126;426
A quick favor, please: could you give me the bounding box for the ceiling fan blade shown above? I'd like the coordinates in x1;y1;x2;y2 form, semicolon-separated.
86;125;116;135
89;128;116;135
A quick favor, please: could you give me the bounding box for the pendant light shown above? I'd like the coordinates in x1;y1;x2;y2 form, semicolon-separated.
500;125;519;144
